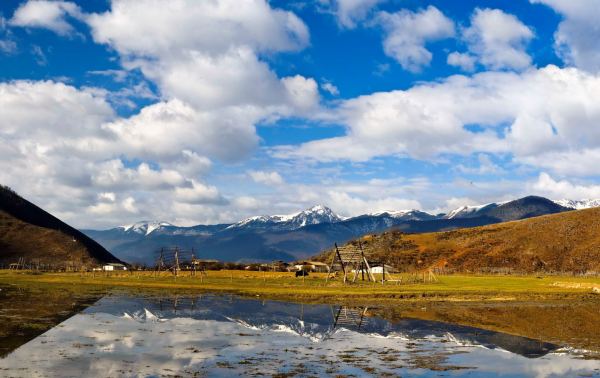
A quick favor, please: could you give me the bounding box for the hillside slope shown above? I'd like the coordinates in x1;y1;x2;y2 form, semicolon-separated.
319;207;600;274
0;186;122;268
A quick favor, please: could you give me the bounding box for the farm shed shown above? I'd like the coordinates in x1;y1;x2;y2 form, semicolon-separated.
103;263;127;271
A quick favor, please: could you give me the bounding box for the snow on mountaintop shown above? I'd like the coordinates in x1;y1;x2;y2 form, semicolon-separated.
367;209;423;218
443;200;510;219
444;204;493;219
120;221;173;235
554;199;600;210
228;205;343;230
291;205;344;227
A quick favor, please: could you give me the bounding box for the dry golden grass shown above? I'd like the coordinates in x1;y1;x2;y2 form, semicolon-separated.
2;269;600;303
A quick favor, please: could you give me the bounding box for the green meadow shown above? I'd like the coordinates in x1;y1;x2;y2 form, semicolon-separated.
2;270;599;303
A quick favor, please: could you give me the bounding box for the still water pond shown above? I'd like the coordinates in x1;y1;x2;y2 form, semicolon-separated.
1;288;600;377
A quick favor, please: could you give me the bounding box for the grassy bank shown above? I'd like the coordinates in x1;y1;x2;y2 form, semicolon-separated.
1;269;599;303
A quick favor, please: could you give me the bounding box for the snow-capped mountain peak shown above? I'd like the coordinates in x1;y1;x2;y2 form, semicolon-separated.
367;209;419;218
553;199;600;210
291;205;343;227
120;221;173;235
444;204;492;219
443;200;512;219
228;205;343;231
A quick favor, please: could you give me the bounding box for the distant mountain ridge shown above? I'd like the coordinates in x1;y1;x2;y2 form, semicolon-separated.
120;221;174;236
109;197;594;236
554;199;600;210
443;203;503;219
444;197;568;222
226;205;343;231
83;195;584;265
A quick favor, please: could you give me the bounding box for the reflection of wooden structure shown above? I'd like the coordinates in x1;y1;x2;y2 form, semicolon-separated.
157;295;202;315
332;306;370;331
154;247;206;277
326;241;385;283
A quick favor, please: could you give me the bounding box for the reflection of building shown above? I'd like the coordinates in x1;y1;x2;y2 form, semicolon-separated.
103;263;127;271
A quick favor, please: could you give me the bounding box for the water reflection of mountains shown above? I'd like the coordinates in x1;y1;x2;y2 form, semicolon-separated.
88;294;557;359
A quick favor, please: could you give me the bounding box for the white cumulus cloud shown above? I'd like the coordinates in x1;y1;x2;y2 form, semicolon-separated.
248;170;284;186
321;81;340;96
530;172;600;200
377;6;455;72
0;80;231;228
86;0;316;116
10;0;82;36
458;8;534;71
276;65;600;178
531;0;600;72
174;181;225;205
329;0;385;29
0;0;321;227
447;51;476;72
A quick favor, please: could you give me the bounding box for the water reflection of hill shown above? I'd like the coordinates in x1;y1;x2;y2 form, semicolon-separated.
0;283;104;357
375;301;600;354
87;294;557;358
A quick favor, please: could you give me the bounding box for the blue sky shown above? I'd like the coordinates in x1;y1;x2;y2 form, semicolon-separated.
1;0;600;228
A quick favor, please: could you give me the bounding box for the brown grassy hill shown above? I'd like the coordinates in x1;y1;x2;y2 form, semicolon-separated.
317;207;600;274
0;186;122;269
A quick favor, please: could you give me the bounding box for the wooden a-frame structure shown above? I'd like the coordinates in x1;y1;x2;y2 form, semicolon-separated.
326;241;383;283
154;247;206;277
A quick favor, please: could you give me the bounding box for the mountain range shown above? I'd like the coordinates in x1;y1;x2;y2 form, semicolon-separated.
82;196;591;265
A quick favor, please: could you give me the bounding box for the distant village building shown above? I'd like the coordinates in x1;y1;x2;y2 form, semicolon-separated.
355;264;397;274
293;261;330;273
189;259;219;269
102;263;127;271
351;265;396;274
271;260;289;272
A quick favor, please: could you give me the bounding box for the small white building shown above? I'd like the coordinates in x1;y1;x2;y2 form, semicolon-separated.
294;261;330;273
352;264;397;274
370;265;396;274
103;263;127;271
